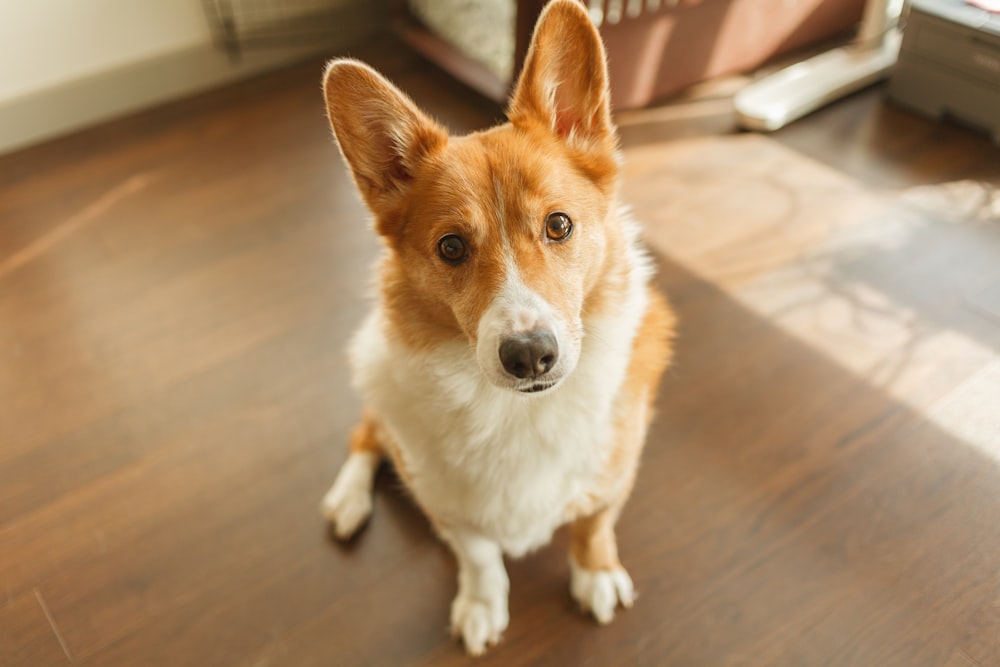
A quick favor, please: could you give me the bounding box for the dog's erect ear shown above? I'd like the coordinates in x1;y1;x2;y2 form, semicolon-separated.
508;0;614;154
323;60;447;221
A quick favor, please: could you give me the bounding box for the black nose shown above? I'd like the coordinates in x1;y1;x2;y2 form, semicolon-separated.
499;330;559;380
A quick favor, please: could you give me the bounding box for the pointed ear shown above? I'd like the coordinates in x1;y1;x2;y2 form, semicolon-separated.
323;59;448;221
507;0;614;154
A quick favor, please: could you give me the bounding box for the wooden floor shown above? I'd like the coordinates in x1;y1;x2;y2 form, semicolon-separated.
2;35;999;666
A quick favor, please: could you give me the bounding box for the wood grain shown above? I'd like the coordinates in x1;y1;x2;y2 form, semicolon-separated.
2;36;999;666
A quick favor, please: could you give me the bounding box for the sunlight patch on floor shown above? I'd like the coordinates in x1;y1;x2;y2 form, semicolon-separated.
928;360;1000;462
626;135;1000;464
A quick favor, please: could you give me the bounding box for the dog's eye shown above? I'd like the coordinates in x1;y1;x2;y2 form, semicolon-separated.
545;212;573;242
437;234;468;264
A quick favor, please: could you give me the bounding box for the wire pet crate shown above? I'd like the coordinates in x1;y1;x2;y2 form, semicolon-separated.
202;0;381;55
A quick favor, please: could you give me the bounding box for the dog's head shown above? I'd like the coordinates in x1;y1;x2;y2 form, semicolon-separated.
324;0;623;395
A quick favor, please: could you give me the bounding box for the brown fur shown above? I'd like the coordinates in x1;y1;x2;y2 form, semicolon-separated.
347;409;384;455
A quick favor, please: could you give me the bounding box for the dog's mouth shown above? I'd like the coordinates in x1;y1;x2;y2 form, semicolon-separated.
517;380;558;395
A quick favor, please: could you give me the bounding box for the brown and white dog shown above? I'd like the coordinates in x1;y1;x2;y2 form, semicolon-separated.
320;0;674;655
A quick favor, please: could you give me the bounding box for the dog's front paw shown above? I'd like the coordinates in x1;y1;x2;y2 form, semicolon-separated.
569;558;635;625
321;482;371;539
320;452;378;539
450;587;509;656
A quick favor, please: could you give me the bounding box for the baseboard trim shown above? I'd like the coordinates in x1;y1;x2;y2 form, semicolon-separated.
0;21;379;156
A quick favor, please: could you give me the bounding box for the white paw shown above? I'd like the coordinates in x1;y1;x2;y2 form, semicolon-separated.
570;558;635;625
450;586;509;656
320;452;378;539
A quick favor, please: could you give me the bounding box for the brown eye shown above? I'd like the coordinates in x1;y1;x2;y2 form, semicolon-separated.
545;212;573;242
438;234;468;264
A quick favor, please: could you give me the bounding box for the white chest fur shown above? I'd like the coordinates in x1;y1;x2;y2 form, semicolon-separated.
351;318;624;555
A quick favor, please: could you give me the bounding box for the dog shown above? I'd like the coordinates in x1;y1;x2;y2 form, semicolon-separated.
319;0;674;655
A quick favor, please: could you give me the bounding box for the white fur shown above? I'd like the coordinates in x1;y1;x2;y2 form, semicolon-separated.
444;529;510;654
348;207;652;556
569;556;635;624
321;450;380;539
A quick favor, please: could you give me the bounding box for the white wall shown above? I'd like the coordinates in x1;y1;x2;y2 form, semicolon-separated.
0;0;379;154
0;0;211;102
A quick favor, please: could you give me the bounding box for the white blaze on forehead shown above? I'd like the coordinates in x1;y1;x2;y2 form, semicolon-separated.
481;259;557;337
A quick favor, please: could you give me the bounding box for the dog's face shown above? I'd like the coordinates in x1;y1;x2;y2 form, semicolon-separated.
324;1;620;394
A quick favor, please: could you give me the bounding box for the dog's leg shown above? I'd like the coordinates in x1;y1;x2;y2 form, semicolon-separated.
567;397;645;624
569;288;673;623
441;528;509;655
321;410;383;539
569;501;636;624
